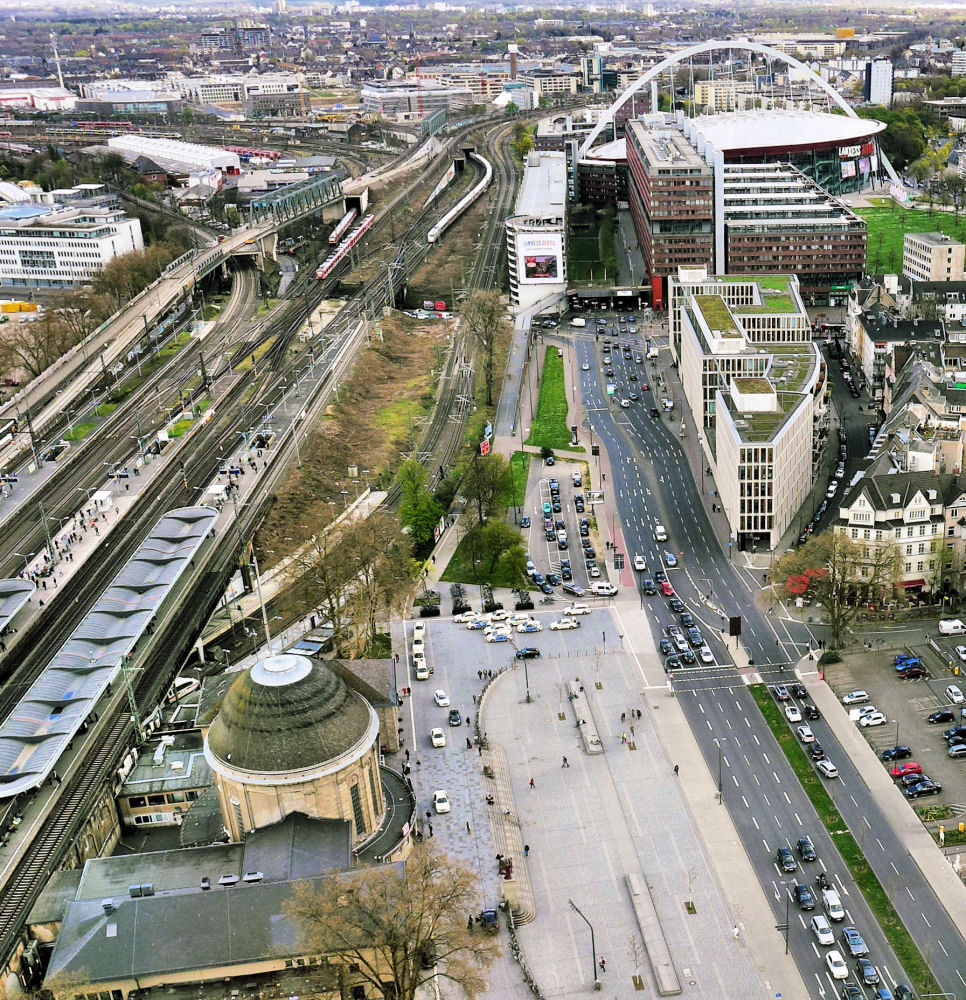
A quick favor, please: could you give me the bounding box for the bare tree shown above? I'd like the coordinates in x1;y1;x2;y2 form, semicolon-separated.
462;290;510;407
461;452;514;527
0;309;78;379
287;841;500;1000
767;532;903;647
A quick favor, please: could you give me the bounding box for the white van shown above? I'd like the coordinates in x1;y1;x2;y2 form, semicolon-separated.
822;888;844;922
572;469;582;487
591;581;618;596
940;618;966;635
654;523;667;542
570;317;586;328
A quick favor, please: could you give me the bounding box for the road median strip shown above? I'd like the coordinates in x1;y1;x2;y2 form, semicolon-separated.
749;683;940;996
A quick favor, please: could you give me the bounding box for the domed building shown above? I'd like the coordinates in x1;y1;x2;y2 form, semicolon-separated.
204;652;385;844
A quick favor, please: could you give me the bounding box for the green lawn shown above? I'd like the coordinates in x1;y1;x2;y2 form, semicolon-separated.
856;205;966;274
509;450;530;508
441;533;528;589
749;684;939;996
527;348;582;452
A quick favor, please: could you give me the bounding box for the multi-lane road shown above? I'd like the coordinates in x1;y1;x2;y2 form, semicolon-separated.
568;315;966;996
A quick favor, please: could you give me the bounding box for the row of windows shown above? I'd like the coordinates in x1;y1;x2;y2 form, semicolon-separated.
126;790;200;808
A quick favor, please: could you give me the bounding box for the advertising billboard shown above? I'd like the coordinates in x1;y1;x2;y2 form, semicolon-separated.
517;233;563;285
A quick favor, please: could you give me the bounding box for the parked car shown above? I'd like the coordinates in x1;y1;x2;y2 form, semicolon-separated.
928;709;955;724
905;779;942;798
842;690;869;705
880;744;912;761
890;762;922;779
859;711;888;728
515;647;541;659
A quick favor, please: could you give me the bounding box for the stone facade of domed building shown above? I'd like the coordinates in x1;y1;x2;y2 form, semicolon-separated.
204;653;385;843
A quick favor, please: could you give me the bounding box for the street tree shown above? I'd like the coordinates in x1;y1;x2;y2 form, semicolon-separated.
462;290;509;407
0;308;78;379
461;452;514;526
463;520;526;579
767;532;902;648
927;538;954;598
287;841;500;1000
397;459;444;551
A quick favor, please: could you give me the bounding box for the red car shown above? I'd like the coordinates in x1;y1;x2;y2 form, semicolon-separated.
889;762;922;780
660;581;675;597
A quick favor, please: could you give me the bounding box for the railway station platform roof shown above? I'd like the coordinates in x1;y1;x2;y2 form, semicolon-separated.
0;507;217;800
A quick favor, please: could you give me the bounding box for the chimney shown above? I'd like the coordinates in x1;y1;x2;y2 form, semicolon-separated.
508;43;518;80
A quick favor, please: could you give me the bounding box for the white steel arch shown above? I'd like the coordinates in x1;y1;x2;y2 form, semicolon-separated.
577;38;900;185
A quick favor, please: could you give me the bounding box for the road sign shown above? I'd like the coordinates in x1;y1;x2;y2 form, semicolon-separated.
480;439;490;456
484;421;492;440
614;552;624;570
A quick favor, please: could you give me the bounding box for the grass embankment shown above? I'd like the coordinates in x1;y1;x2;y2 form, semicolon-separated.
526;348;582;453
510;450;529;509
856;205;966;274
749;684;939;995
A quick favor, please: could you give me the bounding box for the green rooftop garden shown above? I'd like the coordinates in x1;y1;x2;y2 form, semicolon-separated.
693;294;740;335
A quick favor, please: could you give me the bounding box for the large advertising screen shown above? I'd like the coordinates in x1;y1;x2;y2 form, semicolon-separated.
517;233;563;285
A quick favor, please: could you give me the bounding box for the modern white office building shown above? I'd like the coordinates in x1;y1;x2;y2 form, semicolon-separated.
670;267;827;552
505;150;568;310
0;202;144;289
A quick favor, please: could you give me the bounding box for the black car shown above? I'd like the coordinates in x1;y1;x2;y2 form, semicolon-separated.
928;709;955;724
655;570;667;584
520;516;531;528
561;566;573;581
944;725;966;742
680;611;695;627
552;500;561;513
856;959;879;986
679;649;697;665
894;985;915;1000
841;983;863;1000
790;683;808;699
579;524;590;537
905;779;942;798
880;745;912;762
793;883;815;910
545;528;555;541
540;582;554;595
804;703;821;720
664;654;684;671
642;578;657;595
545;454;555;466
686;626;703;647
448;709;462;727
810;742;827;760
515;647;541;659
546;573;560;586
660;638;675;656
776;847;797;872
668;597;685;613
583;548;597;561
796;836;816;861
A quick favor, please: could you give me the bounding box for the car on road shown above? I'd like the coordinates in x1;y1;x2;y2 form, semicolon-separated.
880;744;912;761
581;363;590;371
447;709;462;727
796;836;816;861
905;779;942;797
841;926;868;957
793;883;816;910
515;647;541;659
660;581;675;596
697;645;714;664
842;690;869;705
634;554;646;571
454;611;479;623
856;959;879;985
811;914;835;946
517;621;543;633
956;645;966;662
485;631;510;643
841;983;863;1000
434;690;450;707
433;790;451;814
664;551;678;567
669;597;685;613
890;762;922;779
803;703;821;720
642;578;657;595
872;988;894;1000
776;847;797;872
928;709;955;724
859;711;888;728
415;662;430;680
790;683;808;699
772;684;790;701
680;649;697;665
817;759;839;779
430;728;446;748
413;622;426;641
565;603;592;616
686;626;703;647
660;638;675;656
797;725;815;743
680;611;695;627
550;617;580;630
619;398;631;408
785;705;802;723
542;502;552;516
811;742;827;760
826;950;849;980
521;516;531;528
894;985;914;1000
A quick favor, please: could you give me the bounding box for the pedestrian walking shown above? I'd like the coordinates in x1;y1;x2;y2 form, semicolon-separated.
466;821;471;834
562;756;569;767
426;810;432;821
630;725;635;736
620;711;626;723
621;732;627;744
466;737;473;749
673;764;679;775
429;823;434;837
733;926;740;941
599;958;606;973
529;777;535;788
523;844;530;857
636;709;642;720
405;749;410;760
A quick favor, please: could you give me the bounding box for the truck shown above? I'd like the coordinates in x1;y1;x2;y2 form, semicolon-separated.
570;317;586;328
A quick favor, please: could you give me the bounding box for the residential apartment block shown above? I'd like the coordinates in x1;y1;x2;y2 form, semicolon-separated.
902;231;966;283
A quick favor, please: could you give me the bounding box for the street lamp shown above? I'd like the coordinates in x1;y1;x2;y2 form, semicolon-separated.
777;880;792;954
568;899;600;989
14;551;35;576
508;637;530;702
714;737;728;801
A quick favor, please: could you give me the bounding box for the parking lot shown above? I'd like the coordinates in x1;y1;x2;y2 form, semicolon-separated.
823;640;966;808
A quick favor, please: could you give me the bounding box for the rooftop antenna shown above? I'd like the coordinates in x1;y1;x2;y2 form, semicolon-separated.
50;32;64;90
